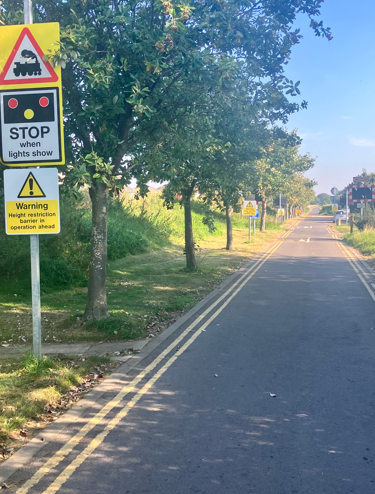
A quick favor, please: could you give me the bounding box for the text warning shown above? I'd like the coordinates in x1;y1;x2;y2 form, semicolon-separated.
0;88;62;164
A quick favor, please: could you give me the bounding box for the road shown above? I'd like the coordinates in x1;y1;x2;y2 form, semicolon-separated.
8;207;375;493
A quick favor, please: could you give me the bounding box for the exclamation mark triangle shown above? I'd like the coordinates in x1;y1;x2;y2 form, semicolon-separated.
18;172;46;198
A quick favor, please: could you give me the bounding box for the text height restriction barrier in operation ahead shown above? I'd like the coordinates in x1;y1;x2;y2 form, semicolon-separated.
0;22;64;166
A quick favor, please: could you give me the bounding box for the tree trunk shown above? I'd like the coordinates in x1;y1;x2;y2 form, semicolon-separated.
260;202;266;232
226;205;234;251
84;182;110;322
184;195;197;270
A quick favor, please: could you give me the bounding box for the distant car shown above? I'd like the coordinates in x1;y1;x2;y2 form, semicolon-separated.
333;210;349;223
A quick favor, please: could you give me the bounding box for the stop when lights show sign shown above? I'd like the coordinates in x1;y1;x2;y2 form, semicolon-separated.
0;23;64;166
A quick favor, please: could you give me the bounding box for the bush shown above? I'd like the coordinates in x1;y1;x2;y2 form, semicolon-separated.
319;204;333;215
352;206;375;231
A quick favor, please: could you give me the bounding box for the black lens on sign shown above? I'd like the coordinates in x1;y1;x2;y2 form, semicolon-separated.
4;92;54;124
352;187;372;201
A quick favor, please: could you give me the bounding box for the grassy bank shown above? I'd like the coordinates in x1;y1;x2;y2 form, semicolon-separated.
0;192;280;294
0;223;285;346
344;229;375;256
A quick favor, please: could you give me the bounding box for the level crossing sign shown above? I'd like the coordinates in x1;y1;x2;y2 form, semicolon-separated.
4;168;60;234
0;23;64;166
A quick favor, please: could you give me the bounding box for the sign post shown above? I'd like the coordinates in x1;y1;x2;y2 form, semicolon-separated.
1;4;63;359
25;0;42;361
243;202;257;242
346;188;349;224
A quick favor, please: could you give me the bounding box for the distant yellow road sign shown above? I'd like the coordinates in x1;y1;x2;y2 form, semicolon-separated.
296;209;302;214
278;208;285;216
0;23;64;166
244;207;256;216
4;168;60;234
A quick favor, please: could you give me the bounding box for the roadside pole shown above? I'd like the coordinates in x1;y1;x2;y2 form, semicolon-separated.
346;188;349;225
249;216;251;242
279;193;281;224
253;219;256;235
23;0;42;360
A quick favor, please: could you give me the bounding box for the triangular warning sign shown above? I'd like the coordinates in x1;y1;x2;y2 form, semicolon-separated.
18;172;46;198
0;28;58;85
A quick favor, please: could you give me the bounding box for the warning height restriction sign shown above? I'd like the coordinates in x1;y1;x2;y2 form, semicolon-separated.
0;23;64;166
4;168;60;235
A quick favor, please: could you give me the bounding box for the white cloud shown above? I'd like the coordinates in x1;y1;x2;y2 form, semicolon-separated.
341;116;353;120
349;137;375;147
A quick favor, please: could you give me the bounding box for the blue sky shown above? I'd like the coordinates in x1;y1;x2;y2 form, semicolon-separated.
284;0;375;195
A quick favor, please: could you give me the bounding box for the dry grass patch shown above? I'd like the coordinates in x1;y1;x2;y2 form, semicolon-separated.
0;353;117;461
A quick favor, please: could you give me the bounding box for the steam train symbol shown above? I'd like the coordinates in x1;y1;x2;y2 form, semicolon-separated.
13;50;42;77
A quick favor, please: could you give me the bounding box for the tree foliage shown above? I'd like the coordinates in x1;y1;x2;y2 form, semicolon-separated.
0;0;331;318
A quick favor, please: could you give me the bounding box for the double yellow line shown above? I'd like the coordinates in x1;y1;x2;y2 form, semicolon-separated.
281;220;300;239
326;224;339;239
18;235;290;494
326;224;375;302
336;242;375;303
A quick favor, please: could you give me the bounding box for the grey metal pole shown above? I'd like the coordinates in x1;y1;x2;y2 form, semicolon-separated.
30;234;42;359
253;218;256;235
24;2;41;359
248;216;251;242
24;0;33;23
346;188;349;224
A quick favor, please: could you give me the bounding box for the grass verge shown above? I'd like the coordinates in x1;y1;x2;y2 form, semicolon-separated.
344;229;375;256
0;223;287;346
0;352;118;460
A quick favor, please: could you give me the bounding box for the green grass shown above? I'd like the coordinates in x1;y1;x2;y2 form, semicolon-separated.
0;193;281;294
0;353;114;449
0;220;285;345
334;225;351;233
344;230;375;256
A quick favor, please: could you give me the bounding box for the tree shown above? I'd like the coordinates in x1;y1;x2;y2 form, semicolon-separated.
286;175;316;213
254;130;315;230
315;193;331;206
1;0;331;319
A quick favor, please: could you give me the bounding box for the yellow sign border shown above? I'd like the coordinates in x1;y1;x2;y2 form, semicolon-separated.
0;23;64;167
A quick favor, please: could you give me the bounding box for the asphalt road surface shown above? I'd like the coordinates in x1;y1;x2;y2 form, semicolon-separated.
9;208;375;493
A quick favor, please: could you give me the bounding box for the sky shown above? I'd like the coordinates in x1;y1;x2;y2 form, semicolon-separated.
283;0;375;195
